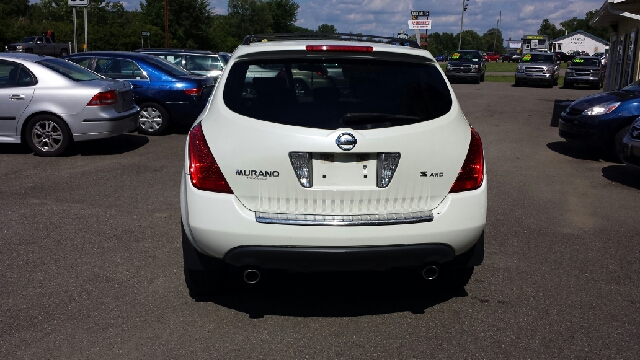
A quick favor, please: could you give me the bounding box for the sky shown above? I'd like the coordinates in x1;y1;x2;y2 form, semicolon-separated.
86;0;608;41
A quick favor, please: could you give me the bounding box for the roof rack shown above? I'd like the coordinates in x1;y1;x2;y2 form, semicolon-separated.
241;33;421;49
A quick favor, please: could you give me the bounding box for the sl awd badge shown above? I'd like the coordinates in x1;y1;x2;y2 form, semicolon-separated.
421;171;444;178
336;132;357;151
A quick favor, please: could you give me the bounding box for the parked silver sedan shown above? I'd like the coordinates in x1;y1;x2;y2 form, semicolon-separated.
0;53;140;156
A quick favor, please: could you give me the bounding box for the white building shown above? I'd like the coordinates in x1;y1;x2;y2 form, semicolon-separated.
591;0;640;91
552;30;609;55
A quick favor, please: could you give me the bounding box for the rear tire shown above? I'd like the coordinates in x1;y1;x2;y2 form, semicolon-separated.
59;49;68;57
564;81;572;89
24;115;72;157
138;102;170;136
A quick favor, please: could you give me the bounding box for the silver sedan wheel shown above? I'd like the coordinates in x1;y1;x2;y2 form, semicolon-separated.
139;106;163;132
31;120;63;152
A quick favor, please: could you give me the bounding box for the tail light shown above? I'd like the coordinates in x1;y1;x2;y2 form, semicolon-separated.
87;90;117;106
306;45;373;53
450;128;484;193
184;88;203;96
188;123;233;193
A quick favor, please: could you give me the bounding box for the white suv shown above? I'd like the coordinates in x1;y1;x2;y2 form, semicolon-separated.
180;34;487;296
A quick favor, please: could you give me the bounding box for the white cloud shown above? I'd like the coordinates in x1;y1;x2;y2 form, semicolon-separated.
67;0;607;44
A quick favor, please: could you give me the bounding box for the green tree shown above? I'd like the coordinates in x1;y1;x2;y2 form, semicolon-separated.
481;28;504;53
290;24;314;33
538;19;564;41
317;24;337;34
140;0;213;48
425;32;458;56
227;0;272;40
557;10;611;41
457;29;482;50
265;0;299;33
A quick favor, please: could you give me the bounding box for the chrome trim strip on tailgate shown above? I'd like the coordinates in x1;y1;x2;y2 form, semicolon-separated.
255;211;434;226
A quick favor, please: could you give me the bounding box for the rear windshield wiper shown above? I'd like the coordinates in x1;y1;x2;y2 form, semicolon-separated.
341;113;421;125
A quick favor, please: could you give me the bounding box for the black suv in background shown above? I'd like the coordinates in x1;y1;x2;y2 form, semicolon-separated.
135;49;230;81
445;50;486;84
564;56;604;89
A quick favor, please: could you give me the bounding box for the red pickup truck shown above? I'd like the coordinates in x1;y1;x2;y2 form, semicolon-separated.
483;52;500;62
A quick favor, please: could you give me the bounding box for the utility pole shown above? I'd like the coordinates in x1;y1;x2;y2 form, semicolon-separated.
493;12;501;52
459;0;469;50
164;0;169;47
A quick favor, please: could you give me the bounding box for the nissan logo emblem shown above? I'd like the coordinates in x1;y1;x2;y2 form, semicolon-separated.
336;132;357;151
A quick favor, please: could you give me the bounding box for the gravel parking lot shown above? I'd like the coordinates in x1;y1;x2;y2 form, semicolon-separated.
1;82;639;358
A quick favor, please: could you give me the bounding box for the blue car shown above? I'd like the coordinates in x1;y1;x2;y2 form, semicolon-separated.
64;51;214;135
435;54;447;62
559;80;640;161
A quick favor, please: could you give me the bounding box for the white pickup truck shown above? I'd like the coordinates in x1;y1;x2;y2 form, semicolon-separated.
5;36;70;57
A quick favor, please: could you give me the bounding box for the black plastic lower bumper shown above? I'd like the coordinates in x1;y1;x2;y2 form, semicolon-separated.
223;244;456;272
183;222;484;272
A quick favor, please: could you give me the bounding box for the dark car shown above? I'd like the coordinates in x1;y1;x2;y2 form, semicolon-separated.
445;50;486;84
501;52;518;62
134;48;229;81
559;80;640;161
64;51;214;135
622;117;640;168
564;56;604;89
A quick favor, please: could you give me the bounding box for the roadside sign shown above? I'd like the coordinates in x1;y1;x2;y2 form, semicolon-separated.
141;31;151;37
411;11;429;17
408;20;431;30
68;0;89;6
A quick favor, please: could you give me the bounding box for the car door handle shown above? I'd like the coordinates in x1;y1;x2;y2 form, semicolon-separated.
9;95;25;100
131;84;143;89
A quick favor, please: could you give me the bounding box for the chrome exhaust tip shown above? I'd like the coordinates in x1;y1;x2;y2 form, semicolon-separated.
422;266;439;280
243;269;261;284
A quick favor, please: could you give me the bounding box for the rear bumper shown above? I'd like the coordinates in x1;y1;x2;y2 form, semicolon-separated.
181;173;487;270
72;110;139;141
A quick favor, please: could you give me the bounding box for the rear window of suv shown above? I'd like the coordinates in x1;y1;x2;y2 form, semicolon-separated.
223;57;452;130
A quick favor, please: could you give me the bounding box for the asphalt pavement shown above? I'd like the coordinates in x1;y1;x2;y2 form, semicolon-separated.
1;82;639;358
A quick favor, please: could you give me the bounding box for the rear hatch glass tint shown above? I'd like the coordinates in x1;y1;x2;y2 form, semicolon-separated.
223;57;452;130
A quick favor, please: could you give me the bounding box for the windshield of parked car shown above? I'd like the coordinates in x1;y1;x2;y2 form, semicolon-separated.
521;53;555;63
449;51;481;62
185;55;223;71
36;58;104;81
144;56;191;77
570;58;600;67
224;57;452;130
